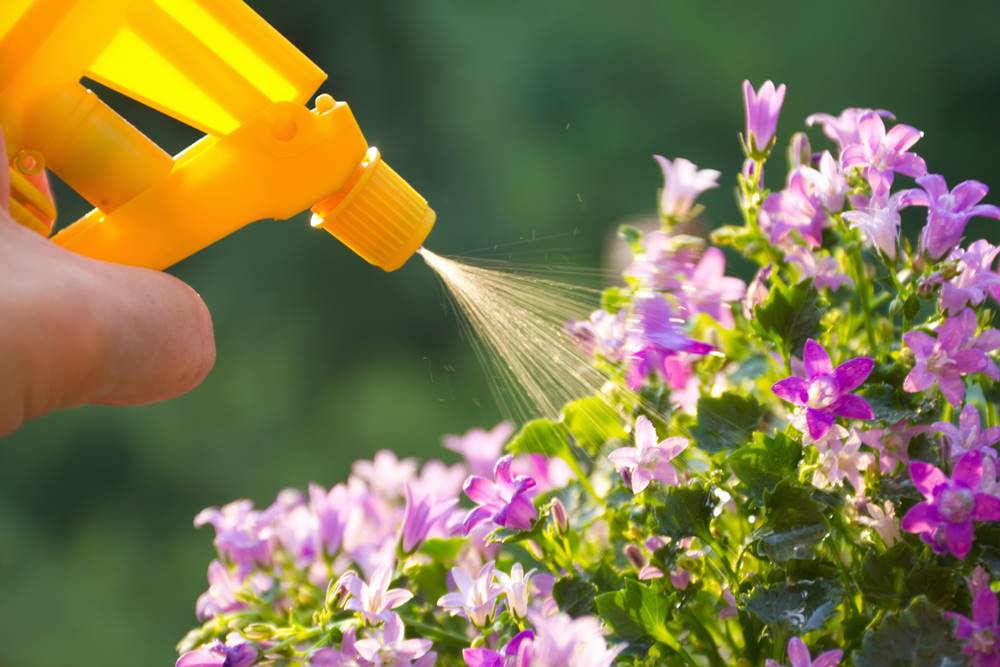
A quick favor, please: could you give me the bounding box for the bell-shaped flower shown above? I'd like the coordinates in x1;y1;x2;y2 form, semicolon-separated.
608;415;688;494
902;174;1000;260
462;456;539;534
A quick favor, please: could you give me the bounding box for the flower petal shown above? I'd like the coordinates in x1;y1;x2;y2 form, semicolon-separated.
952;180;990;209
830;394;874;420
885;123;922;153
812;650;845;667
463;477;497;505
834;357;874;392
806;408;835;441
803;339;833;376
954;451;984;489
786;637;811;667
909;461;948;498
772;376;808;404
974;587;1000;627
901;502;936;533
945;520;974;560
974;493;1000;522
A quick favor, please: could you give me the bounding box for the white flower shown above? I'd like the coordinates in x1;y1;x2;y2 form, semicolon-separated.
496;562;536;620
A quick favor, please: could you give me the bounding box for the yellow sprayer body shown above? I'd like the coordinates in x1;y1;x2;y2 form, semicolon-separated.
0;0;435;271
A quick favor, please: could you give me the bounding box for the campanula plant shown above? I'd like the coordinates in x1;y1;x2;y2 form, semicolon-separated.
178;80;1000;666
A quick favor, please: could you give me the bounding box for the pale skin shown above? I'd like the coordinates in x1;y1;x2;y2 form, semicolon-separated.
0;134;216;437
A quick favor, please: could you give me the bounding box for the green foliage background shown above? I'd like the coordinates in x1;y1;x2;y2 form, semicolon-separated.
2;1;1000;664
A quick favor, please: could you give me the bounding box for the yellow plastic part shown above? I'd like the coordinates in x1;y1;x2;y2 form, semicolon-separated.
0;0;435;271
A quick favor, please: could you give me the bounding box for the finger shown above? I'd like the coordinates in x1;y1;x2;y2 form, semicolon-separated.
0;217;216;433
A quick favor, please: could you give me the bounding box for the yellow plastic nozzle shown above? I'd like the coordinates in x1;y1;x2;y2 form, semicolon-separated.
310;147;436;272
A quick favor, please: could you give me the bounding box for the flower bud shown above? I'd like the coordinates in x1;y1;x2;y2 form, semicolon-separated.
624;543;647;570
243;623;275;641
787;132;812;170
550;498;569;535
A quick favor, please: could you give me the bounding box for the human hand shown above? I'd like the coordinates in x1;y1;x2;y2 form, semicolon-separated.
0;139;215;437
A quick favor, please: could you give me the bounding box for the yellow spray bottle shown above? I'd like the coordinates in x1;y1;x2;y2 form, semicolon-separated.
0;0;435;272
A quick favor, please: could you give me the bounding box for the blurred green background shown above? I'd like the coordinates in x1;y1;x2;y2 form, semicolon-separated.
3;1;1000;664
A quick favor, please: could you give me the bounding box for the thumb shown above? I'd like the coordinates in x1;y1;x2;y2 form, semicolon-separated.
0;217;216;435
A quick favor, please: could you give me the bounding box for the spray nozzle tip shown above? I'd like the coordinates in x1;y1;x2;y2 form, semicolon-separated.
311;147;436;271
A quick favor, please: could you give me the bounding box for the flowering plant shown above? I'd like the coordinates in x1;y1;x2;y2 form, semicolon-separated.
178;80;1000;666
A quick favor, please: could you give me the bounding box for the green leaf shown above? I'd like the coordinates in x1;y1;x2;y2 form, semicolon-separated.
595;582;645;641
418;538;465;564
860;383;914;424
637;580;675;647
553;577;597;617
854;597;965;667
690;391;763;453
859;542;915;610
764;480;826;531
744;579;841;634
562;396;626;456
507;419;570;458
753;279;822;354
652;485;713;540
905;562;963;610
756;524;828;563
728;431;802;502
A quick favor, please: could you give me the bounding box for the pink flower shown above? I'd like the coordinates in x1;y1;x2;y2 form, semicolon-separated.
806;107;895;149
812;430;874;494
677;247;746;328
653;155;720;221
443;422;514;479
400;484;457;554
765;636;842;667
941;240;1000;315
786;247;852;292
901;452;1000;559
623;230;700;292
195;561;271;621
176;634;257;667
339;561;414;623
840;111;927;196
902;174;1000;260
496;562;535;620
353;613;433;666
624;293;713;390
772;339;874;440
565;309;628;363
194;500;272;574
855;499;902;547
903;308;1000;405
514;612;624;667
858;420;928;474
933;403;1000;465
438;561;503;628
743;80;787;153
352;450;418;499
946;581;1000;666
743;264;772;319
462;455;539;534
842;191;910;260
608;415;688;494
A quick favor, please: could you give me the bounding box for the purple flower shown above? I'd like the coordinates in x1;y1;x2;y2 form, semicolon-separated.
759;170;827;248
623;230;699;292
194;500;272;573
608;415;688;493
565;309;627;363
806;108;895;149
772;339;875;440
443;422;514;479
677;247;746;328
786;247;852;292
764;636;842;667
934;403;1000;465
308;628;358;667
462;631;534;667
840;111;927;196
858;420;928;474
941;241;1000;315
339;561;414;623
353;612;433;666
947;586;1000;667
624;293;713;390
400;484;457;554
901;451;1000;559
742;80;787;154
438;561;503;627
462;456;538;534
903;308;1000;405
902;174;1000;260
514;612;624;667
177;634;258;667
653;155;720;221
